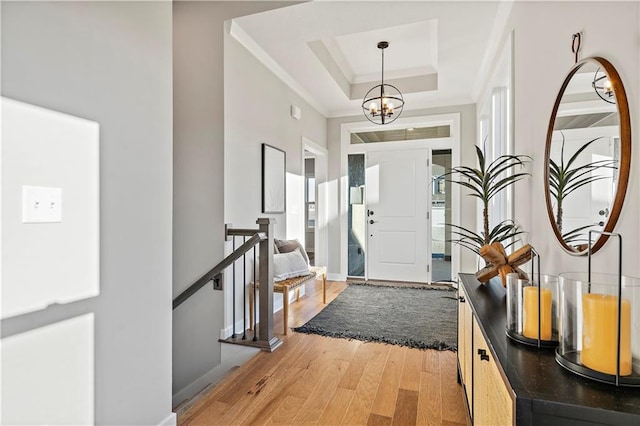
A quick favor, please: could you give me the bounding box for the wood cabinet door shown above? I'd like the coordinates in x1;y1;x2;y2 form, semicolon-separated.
457;286;466;378
473;321;513;426
457;287;473;414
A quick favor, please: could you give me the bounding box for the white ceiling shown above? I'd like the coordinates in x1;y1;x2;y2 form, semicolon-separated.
230;1;508;118
327;20;438;84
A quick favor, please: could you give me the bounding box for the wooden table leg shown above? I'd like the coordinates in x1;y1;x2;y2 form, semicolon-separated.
322;273;326;304
283;287;289;335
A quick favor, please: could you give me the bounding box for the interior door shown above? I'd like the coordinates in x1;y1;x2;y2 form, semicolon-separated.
366;149;430;282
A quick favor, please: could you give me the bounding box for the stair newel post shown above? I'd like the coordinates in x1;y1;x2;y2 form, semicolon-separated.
257;218;282;351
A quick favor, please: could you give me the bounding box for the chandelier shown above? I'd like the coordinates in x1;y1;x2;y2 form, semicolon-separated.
592;67;615;104
362;41;405;125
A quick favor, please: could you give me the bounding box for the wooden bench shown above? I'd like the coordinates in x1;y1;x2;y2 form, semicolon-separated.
249;268;326;335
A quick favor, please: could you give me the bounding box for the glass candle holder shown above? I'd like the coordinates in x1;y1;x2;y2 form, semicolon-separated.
506;273;559;348
556;272;640;387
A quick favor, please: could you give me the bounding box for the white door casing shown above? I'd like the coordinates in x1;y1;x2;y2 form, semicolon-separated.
340;113;461;283
366;149;430;283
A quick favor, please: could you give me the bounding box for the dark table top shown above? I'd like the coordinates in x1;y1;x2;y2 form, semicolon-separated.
459;273;640;425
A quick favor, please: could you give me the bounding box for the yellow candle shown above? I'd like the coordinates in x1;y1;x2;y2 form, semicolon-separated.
522;286;552;340
582;294;632;376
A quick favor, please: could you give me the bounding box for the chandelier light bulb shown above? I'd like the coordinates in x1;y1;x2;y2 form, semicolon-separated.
369;102;378;114
604;79;613;96
592;67;616;104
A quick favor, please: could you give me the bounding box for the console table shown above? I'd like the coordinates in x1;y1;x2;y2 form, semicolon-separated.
458;273;640;425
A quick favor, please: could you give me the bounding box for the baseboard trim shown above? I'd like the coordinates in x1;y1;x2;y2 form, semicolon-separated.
219;311;280;340
327;273;345;281
220;317;253;340
158;412;176;426
172;363;227;409
172;344;260;410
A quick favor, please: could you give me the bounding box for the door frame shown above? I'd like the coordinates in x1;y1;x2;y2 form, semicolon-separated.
340;113;461;282
302;137;328;268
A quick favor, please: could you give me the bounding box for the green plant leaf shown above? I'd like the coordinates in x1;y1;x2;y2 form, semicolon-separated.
547;132;616;232
445;144;530;254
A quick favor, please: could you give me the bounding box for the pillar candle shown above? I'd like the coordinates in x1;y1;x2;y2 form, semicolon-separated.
522;286;552;340
582;294;632;376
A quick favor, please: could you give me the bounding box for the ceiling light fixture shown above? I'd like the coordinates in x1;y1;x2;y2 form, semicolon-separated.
362;41;404;125
592;67;616;104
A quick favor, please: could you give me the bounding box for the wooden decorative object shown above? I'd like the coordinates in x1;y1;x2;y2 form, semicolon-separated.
476;242;532;286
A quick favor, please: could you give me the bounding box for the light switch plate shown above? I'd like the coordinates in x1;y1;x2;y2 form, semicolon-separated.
22;185;62;223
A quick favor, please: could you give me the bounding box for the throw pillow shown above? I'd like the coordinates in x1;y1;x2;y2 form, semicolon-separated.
273;249;310;282
274;238;310;265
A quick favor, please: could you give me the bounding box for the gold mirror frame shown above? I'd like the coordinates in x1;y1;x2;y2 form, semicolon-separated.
544;57;631;255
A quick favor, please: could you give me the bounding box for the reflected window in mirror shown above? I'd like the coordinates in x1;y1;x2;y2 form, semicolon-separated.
544;57;631;255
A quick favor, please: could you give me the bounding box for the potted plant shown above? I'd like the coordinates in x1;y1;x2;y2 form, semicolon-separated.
548;133;617;239
444;145;531;256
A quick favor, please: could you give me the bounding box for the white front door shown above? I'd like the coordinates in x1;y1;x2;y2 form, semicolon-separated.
366;149;430;282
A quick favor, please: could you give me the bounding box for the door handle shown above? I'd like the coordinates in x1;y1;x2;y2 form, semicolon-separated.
369;219;376;224
458;296;465;303
478;349;490;361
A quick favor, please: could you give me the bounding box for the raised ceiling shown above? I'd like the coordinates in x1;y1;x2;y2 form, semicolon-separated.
230;1;509;118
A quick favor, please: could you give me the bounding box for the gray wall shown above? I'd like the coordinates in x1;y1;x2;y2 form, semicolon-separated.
1;1;173;424
224;24;328;240
172;0;301;403
327;104;478;278
224;20;328;322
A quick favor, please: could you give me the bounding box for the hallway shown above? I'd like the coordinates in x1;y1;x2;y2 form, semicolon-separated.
178;281;469;425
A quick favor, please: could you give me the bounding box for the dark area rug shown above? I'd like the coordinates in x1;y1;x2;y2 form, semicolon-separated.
293;282;458;351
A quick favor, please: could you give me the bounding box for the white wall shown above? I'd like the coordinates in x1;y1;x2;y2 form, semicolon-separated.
1;2;173;424
2;314;94;424
327;104;478;279
224;14;328;319
2;99;99;319
172;0;304;405
501;1;640;277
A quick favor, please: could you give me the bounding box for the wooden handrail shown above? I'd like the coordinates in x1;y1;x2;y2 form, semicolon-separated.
175;218;281;352
226;228;261;237
172;232;266;310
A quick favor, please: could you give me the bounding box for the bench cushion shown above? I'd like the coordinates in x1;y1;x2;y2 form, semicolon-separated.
274;238;310;265
273;248;309;282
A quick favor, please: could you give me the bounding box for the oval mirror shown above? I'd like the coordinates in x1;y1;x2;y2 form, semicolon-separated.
544;57;631;255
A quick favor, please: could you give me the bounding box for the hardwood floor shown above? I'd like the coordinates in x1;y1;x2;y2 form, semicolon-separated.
178;280;471;426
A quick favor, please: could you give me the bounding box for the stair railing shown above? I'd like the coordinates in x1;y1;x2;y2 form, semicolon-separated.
173;218;282;352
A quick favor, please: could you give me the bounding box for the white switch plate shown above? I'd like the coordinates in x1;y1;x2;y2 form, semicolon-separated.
22;185;62;223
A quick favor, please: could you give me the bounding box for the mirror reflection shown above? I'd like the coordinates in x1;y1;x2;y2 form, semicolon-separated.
546;58;630;254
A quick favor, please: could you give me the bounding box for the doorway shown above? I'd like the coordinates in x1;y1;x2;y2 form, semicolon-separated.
304;154;316;265
302;137;328;268
342;114;460;283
